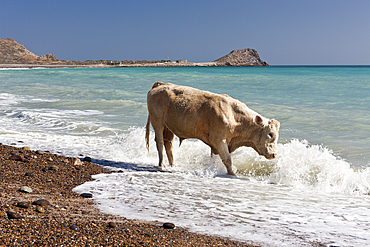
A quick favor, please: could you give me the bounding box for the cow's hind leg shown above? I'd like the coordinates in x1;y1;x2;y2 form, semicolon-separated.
153;126;165;167
163;126;175;167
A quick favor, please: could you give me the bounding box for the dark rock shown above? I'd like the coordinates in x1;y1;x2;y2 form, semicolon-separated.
69;224;79;231
107;222;116;228
6;211;22;219
83;156;92;162
24;172;33;177
35;205;44;213
9;154;24;161
48;165;59;171
19;186;33;193
16;202;30;208
32;199;50;207
163;223;175;229
80;193;93;198
145;233;153;237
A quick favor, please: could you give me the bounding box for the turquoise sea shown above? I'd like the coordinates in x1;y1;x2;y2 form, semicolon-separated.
1;66;370;246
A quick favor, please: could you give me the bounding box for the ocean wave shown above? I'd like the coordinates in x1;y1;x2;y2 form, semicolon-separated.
107;128;370;195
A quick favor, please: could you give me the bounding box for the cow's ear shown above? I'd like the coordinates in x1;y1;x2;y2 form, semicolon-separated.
269;119;280;130
255;115;264;126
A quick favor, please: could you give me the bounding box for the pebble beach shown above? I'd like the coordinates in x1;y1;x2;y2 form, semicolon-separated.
0;143;258;246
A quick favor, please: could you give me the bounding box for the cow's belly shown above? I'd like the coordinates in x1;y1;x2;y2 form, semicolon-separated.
164;119;211;145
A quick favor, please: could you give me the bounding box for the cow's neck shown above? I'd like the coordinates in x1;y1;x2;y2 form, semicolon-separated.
228;114;260;153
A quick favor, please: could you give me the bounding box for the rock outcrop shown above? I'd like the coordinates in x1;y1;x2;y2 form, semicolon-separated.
214;48;269;66
0;38;57;64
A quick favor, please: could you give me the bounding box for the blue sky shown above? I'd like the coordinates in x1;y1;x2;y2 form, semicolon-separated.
1;0;370;65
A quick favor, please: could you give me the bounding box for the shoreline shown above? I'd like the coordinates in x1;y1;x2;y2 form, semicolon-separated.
0;61;269;69
0;62;216;69
0;143;259;246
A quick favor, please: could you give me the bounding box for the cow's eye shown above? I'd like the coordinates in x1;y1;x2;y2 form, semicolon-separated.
268;133;274;139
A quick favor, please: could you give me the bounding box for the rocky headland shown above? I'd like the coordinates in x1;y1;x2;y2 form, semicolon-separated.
214;49;269;66
0;38;269;68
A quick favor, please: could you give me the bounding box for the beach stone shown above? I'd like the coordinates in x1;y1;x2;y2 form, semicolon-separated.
9;154;24;161
23;146;30;150
32;199;50;207
83;156;92;162
19;186;33;193
80;193;93;198
36;150;44;155
48;157;53;162
107;222;116;228
35;205;44;213
16;202;30;209
69;224;79;231
6;211;22;219
68;157;82;166
48;165;59;171
163;223;175;229
24;172;34;177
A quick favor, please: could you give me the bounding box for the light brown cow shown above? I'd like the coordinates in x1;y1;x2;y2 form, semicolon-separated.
145;81;280;176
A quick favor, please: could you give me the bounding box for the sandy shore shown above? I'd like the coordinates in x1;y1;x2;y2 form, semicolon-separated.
0;62;218;69
0;143;260;246
0;64;110;69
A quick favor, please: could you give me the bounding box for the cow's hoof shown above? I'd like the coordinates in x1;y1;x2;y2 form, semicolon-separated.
227;172;237;177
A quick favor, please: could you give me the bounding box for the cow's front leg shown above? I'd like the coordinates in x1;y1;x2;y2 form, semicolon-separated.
214;140;236;176
163;127;175;167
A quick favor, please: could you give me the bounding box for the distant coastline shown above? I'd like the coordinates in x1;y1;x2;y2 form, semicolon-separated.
0;38;269;68
0;61;217;69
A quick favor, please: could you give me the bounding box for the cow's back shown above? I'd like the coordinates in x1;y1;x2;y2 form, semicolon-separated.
147;82;238;140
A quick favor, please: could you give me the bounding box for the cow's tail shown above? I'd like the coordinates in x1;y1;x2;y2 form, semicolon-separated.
145;114;151;152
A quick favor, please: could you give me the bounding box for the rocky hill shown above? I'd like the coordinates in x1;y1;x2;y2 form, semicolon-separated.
214;48;269;66
0;38;57;64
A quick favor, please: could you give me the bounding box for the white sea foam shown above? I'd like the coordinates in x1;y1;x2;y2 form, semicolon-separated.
70;128;370;247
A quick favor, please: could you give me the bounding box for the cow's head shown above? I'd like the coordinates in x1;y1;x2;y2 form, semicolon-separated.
252;115;280;159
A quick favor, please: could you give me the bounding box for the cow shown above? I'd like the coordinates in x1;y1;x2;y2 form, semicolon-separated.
145;81;280;176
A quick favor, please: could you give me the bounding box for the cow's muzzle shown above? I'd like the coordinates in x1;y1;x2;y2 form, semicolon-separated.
266;153;277;160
